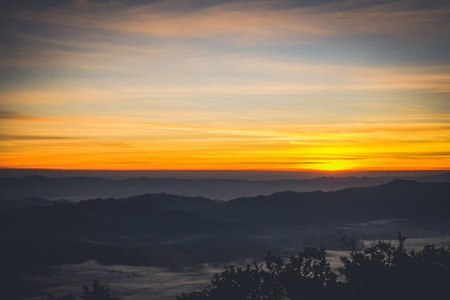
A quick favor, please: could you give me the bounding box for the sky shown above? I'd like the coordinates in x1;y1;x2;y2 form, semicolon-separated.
0;0;449;171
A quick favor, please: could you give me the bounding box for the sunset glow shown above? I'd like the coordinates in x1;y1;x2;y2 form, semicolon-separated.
1;0;449;171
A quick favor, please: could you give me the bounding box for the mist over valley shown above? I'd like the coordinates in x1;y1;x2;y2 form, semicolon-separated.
1;174;450;299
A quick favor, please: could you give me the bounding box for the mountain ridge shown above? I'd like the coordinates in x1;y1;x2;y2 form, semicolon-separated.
1;179;449;291
2;173;449;202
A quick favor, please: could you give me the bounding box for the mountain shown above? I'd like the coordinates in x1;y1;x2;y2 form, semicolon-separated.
2;181;449;242
413;172;450;182
226;180;450;225
0;194;249;272
0;174;421;201
1;179;449;299
0;197;75;211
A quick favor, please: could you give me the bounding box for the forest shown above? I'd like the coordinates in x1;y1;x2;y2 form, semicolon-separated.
43;234;450;300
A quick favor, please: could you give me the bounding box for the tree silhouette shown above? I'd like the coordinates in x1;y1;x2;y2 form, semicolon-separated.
178;234;450;300
41;235;450;300
339;233;450;299
177;247;337;300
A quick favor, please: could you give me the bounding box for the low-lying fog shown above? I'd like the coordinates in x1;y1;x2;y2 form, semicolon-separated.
26;234;450;300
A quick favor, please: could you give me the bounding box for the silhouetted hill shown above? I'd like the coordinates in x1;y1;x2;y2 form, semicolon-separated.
2;180;449;243
2;174;449;203
122;193;221;213
0;175;395;201
227;180;450;224
0;195;240;242
0;194;251;275
0;197;75;211
1;179;449;299
2;180;449;234
413;172;450;182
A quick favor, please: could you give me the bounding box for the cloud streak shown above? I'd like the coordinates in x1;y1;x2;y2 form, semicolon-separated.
1;110;449;170
1;0;449;171
10;0;450;44
0;111;39;120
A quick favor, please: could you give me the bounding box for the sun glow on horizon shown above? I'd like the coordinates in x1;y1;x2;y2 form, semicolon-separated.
1;115;449;171
1;0;449;171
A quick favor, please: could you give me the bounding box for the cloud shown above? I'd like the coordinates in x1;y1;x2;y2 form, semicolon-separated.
1;62;449;107
9;0;450;45
0;111;37;120
0;36;162;70
1;112;449;170
0;134;82;141
0;1;448;171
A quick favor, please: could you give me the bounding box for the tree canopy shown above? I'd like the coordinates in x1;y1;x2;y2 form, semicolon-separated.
42;234;450;300
178;234;450;300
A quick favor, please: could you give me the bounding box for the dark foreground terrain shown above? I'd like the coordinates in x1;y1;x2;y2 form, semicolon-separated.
41;235;450;300
2;172;450;203
1;180;449;299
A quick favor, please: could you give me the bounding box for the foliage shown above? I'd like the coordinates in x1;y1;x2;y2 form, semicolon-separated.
177;247;337;300
41;234;450;300
178;233;450;300
339;233;450;299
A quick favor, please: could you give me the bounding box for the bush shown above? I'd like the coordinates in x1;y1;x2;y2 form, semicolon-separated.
178;233;450;300
42;235;450;300
178;247;337;300
339;233;450;299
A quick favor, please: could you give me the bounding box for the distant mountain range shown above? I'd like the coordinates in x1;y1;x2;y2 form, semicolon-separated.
1;173;450;205
2;179;449;266
1;179;449;298
227;179;450;225
0;197;75;211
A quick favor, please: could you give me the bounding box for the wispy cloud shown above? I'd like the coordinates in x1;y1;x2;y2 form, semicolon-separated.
10;0;450;44
1;109;449;170
0;134;83;141
0;111;38;120
1;61;449;107
1;0;449;171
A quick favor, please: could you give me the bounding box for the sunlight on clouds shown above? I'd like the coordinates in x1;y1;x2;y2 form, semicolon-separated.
1;0;449;171
12;0;450;43
1;111;449;170
1;61;449;107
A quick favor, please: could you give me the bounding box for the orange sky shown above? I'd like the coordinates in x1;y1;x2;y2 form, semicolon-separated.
1;0;450;171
